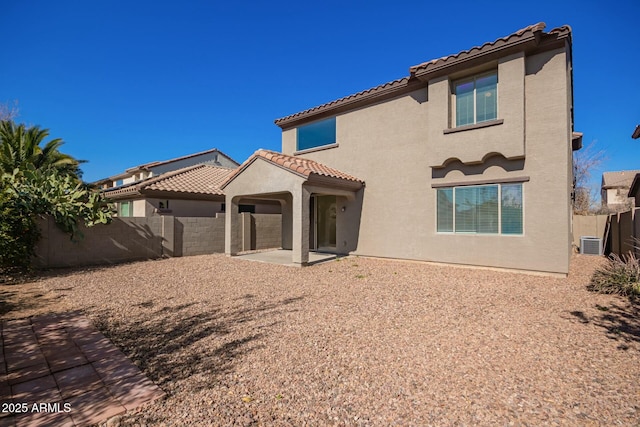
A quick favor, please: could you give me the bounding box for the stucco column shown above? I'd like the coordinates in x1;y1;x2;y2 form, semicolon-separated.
225;195;240;255
161;215;175;257
291;186;310;265
280;193;293;250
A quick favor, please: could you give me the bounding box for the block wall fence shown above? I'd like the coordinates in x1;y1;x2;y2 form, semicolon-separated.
572;210;639;258
34;213;282;268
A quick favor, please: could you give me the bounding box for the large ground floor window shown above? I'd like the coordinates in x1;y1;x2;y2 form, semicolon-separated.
437;183;523;235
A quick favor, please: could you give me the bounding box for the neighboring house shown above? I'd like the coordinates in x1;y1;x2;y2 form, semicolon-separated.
99;148;280;217
601;170;640;211
103;164;232;217
223;22;579;275
95;147;239;190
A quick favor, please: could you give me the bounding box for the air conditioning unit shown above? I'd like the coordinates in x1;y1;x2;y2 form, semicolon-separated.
580;236;603;256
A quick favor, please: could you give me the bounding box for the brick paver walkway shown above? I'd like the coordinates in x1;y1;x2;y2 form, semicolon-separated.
0;312;164;426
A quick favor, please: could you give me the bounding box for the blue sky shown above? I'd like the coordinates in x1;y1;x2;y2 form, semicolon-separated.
1;1;638;193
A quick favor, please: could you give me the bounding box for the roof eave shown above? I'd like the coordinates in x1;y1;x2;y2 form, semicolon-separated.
101;187;143;200
411;34;539;82
307;174;364;191
572;132;583;151
275;24;573;129
274;78;424;129
140;189;225;200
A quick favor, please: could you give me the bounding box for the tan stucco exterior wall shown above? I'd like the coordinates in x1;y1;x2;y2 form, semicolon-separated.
133;199;146;217
281;46;573;274
604;187;632;207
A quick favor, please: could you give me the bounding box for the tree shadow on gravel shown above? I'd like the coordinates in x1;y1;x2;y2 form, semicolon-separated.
0;286;67;318
569;300;640;350
90;296;303;392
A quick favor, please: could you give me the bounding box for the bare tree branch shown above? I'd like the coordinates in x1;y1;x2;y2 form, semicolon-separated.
573;140;607;214
0;100;19;121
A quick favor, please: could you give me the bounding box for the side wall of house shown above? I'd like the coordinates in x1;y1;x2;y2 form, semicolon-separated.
281;46;572;274
605;188;633;208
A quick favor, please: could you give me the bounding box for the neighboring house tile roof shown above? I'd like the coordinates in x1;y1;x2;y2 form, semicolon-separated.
221;149;364;189
130;147;238;172
94;148;238;185
275;22;571;128
632;125;640;139
103;164;234;199
601;170;640;189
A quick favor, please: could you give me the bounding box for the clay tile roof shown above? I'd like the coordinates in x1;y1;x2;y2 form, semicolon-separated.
103;164;235;198
408;22;546;74
222;149;364;189
601;170;640;189
275;23;569;128
125;148;239;173
143;164;233;195
274;77;412;126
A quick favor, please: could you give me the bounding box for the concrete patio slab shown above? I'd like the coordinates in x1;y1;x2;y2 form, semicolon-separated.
234;249;338;266
0;311;164;426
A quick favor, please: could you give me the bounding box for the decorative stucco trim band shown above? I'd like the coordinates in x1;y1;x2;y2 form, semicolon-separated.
431;176;530;188
443;119;504;134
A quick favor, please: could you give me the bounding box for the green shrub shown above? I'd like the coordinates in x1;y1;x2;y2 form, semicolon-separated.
0;169;112;271
0;189;40;270
588;253;640;297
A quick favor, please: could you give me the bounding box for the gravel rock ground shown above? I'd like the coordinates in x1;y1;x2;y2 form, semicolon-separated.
3;254;639;426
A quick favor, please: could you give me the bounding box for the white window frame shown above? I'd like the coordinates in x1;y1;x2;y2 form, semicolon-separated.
436;182;524;236
453;71;498;127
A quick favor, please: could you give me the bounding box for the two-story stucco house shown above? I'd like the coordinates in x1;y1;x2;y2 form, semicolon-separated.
222;23;580;275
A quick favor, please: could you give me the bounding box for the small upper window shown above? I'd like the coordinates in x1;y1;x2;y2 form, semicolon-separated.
454;72;497;127
297;117;336;151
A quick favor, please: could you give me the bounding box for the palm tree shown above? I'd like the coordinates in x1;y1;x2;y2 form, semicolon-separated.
0;120;84;178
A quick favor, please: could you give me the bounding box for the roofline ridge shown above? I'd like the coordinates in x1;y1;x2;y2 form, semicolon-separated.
274;76;410;125
274;22;572;128
408;22;546;73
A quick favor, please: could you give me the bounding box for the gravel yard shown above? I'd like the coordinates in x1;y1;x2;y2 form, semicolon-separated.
2;254;639;426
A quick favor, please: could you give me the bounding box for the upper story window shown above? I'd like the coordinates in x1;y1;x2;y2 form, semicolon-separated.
297;117;336;151
454;72;497;127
